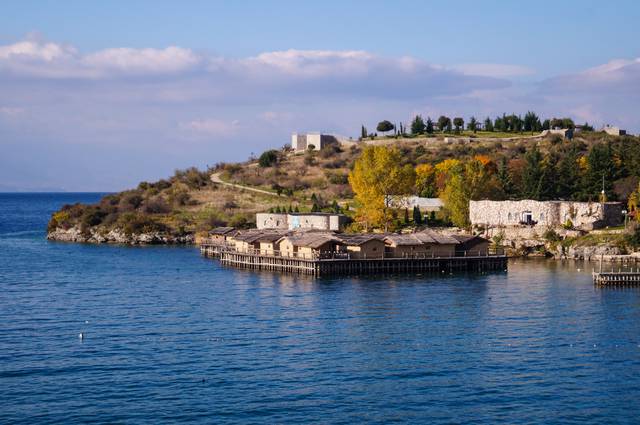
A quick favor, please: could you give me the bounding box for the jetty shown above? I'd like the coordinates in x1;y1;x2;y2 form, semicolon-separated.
593;266;640;286
200;228;507;277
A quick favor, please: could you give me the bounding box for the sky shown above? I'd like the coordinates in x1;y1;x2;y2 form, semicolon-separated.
1;0;639;191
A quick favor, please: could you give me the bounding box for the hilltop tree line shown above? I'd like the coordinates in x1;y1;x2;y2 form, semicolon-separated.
349;136;640;229
360;112;594;139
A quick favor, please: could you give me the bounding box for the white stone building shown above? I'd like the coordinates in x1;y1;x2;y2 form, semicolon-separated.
469;199;623;231
291;134;340;151
603;125;627;136
256;212;349;231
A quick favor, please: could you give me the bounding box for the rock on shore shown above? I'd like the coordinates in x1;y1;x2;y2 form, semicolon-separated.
47;226;194;245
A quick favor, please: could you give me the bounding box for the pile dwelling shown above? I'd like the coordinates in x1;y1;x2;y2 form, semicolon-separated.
200;227;506;277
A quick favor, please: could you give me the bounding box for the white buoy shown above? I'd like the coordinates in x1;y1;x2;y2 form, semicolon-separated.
79;333;84;340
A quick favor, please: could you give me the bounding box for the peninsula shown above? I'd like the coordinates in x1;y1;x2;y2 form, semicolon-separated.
47;115;640;260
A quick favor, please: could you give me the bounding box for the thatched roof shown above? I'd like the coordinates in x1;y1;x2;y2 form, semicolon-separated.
337;234;386;246
277;232;342;249
233;230;288;244
208;226;236;236
384;230;458;246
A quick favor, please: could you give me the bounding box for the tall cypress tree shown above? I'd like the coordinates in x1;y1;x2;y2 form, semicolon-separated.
557;144;580;200
521;145;545;199
413;206;422;225
584;143;614;200
496;156;513;198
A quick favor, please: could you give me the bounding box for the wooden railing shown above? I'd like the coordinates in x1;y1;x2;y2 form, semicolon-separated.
209;244;505;261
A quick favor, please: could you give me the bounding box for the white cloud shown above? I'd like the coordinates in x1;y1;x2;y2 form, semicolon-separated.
180;118;240;137
0;39;201;79
0;106;25;116
451;63;535;78
83;46;200;75
0;40;75;61
0;37;510;100
543;57;640;93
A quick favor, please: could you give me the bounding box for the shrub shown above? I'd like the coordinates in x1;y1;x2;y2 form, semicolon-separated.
543;228;561;242
259;150;279;167
117;212;168;236
48;211;71;232
143;196;171;214
80;208;107;229
119;192;143;211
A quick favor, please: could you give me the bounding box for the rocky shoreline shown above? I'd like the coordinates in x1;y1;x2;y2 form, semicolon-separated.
47;225;640;263
47;226;194;245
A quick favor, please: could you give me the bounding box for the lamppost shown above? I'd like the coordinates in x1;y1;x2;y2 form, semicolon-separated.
622;209;628;230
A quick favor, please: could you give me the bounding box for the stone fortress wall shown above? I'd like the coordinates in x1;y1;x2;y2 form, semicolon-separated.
470;200;622;230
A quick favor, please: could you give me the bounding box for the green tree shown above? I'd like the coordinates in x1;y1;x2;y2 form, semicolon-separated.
348;145;416;231
523;111;541;132
484;117;494;132
258;150;279;167
557;144;580;199
425;117;434;134
540;152;560;200
494;115;505;132
360;125;367;139
496;156;513;197
467;116;478;133
410;115;426;135
521;145;545;199
437;116;451;132
583;143;614;200
412;206;422;225
376;120;395;135
453;117;464;133
542;119;550;130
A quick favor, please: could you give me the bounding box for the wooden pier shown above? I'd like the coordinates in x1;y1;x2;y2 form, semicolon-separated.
201;244;507;277
592;257;640;286
593;269;640;286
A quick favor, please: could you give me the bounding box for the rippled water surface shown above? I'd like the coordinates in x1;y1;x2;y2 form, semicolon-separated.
2;193;640;424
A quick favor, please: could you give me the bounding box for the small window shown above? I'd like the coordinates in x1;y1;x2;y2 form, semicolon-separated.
508;212;512;221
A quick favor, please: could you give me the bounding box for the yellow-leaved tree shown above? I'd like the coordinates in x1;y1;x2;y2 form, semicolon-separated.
349;145;416;231
440;158;496;228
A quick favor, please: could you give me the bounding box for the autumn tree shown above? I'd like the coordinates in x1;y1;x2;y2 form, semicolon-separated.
415;163;437;197
348;145;416;231
440;158;495;228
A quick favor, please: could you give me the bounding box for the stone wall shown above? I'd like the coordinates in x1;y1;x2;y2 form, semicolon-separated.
256;213;347;231
256;213;289;230
470;200;622;230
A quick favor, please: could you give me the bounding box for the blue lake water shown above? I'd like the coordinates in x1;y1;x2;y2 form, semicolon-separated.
1;193;640;423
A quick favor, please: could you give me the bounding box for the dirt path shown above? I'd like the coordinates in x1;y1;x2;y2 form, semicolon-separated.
210;172;282;197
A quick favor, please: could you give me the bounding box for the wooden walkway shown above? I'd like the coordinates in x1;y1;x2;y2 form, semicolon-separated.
593;270;640;286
